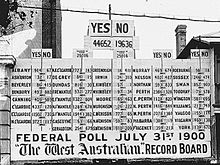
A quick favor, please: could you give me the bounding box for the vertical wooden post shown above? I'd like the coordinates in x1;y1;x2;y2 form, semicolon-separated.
109;4;111;20
0;55;16;165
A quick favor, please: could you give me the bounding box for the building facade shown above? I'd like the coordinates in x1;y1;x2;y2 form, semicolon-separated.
177;30;220;163
2;0;62;58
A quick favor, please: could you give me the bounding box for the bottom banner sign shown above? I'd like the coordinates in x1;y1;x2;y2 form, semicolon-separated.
11;131;211;160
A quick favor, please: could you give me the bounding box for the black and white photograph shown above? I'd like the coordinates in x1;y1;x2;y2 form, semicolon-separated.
0;0;220;164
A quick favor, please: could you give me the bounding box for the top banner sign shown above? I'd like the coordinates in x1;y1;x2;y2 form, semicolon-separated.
153;49;173;59
89;20;134;37
31;49;52;59
191;49;210;59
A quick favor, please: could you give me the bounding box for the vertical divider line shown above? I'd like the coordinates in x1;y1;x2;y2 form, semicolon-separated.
50;65;53;130
199;48;202;72
71;65;74;131
121;57;123;72
41;49;43;73
161;55;163;70
91;65;94;127
151;65;154;130
131;65;134;130
81;56;83;72
31;65;33;131
120;57;125;132
40;50;43;132
190;66;193;130
111;59;114;131
171;66;174;128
